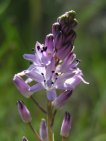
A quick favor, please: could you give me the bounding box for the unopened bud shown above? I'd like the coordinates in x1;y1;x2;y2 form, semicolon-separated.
52;90;72;108
60;112;72;138
39;119;47;140
54;31;63;50
57;10;76;24
45;34;54;53
17;100;32;123
13;75;32;98
56;48;68;60
22;136;28;141
66;10;76;21
70;18;78;28
64;30;76;45
57;14;68;26
52;22;61;36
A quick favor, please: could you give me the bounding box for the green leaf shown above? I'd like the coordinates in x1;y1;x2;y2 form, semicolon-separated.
0;0;11;15
92;134;106;141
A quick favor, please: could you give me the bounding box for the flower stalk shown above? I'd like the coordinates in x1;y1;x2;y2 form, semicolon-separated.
62;136;67;141
47;101;54;141
28;122;42;141
30;96;47;114
51;110;57;127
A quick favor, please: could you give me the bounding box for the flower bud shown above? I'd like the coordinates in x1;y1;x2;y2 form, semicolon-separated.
54;31;63;50
66;10;76;21
56;44;72;60
55;30;76;60
57;11;78;35
57;14;68;27
70;18;78;28
45;34;54;53
52;90;72;108
53;12;78;60
52;22;61;36
13;75;32;98
39;119;47;141
64;30;76;45
60;112;72;138
17;100;32;123
22;136;28;141
61;20;78;35
57;10;76;25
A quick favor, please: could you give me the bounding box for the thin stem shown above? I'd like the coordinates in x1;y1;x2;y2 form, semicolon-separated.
47;101;54;141
30;96;47;114
62;136;67;141
28;122;42;141
51;110;57;127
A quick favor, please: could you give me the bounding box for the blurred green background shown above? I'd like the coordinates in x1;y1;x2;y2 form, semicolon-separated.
0;0;106;141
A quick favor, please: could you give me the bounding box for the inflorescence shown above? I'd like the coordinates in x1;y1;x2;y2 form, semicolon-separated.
13;10;88;141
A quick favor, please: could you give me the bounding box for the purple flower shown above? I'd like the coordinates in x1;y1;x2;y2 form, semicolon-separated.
17;100;32;123
23;41;53;66
13;11;88;101
60;112;72;137
39;119;47;141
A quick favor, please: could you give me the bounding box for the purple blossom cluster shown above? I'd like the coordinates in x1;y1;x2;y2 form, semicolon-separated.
13;11;88;141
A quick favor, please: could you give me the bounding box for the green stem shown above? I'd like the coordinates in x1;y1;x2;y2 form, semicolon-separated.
30;96;47;114
62;136;67;141
51;110;57;127
28;122;42;141
47;101;54;141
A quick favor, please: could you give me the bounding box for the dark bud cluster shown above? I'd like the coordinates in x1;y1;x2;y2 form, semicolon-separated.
52;10;78;60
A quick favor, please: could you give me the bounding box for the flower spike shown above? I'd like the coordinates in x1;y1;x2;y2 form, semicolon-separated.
13;11;89;141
